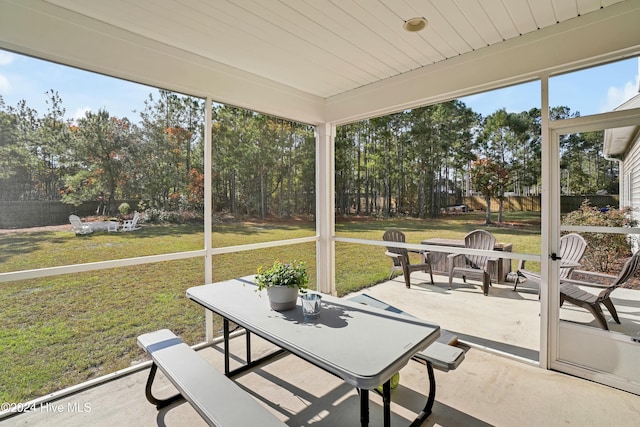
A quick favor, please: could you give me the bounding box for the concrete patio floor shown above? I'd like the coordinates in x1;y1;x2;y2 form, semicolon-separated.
3;273;640;426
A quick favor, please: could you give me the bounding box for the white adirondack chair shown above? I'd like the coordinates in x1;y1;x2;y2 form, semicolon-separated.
120;212;141;232
69;215;93;235
515;233;587;293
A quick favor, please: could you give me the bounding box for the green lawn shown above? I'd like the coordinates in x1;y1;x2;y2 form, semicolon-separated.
0;212;541;403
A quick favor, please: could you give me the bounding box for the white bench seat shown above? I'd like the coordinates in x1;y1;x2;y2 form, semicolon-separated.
348;294;465;372
137;329;287;427
413;341;464;372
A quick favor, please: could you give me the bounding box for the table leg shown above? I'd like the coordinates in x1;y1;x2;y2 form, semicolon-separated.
246;330;251;364
223;318;230;375
359;388;369;427
410;362;436;427
221;318;286;378
382;380;391;427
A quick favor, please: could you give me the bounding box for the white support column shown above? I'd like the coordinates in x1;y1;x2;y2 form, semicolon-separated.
204;97;214;342
316;123;336;295
540;75;554;370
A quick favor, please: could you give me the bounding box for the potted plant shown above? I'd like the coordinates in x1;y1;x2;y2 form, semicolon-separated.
255;260;309;311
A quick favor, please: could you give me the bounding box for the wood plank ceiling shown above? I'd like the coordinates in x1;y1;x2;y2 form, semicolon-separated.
47;0;624;99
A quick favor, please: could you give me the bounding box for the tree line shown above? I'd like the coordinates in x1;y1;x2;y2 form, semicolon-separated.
0;89;615;222
336;102;615;221
0;90;315;219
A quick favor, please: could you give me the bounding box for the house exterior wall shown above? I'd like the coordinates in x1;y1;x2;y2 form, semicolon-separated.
620;134;640;249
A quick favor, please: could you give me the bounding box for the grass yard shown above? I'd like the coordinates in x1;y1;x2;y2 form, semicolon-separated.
0;212;541;403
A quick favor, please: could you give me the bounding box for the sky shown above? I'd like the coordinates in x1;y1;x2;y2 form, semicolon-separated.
459;58;640;118
0;49;639;122
0;50;159;122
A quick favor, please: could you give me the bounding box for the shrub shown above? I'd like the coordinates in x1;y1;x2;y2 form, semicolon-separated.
563;199;636;272
144;208;202;224
118;203;131;215
144;208;168;223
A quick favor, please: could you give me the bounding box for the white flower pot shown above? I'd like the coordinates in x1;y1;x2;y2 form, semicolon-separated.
267;285;299;311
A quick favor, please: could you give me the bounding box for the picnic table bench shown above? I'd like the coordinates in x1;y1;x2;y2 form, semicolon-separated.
138;295;464;426
137;329;286;427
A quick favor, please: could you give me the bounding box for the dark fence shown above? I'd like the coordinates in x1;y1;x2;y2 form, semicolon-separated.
0;200;141;229
0;195;622;229
560;195;620;212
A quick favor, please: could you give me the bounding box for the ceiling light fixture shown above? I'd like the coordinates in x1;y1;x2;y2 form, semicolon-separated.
403;17;428;32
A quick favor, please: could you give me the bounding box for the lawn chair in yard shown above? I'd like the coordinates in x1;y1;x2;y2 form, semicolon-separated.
515;233;586;293
120;211;141;232
448;229;496;296
69;215;93;235
560;251;640;330
383;229;434;288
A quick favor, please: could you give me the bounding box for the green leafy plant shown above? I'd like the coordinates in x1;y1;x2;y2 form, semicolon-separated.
255;260;309;293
